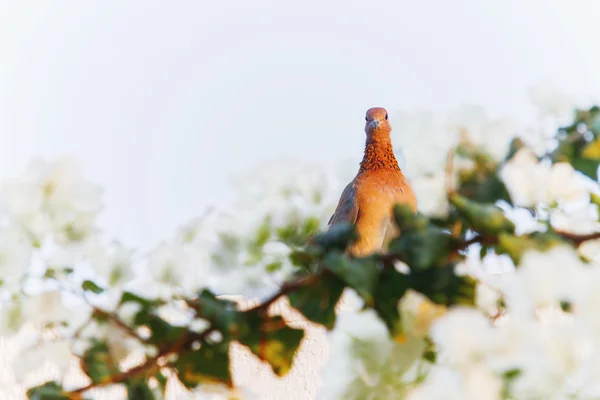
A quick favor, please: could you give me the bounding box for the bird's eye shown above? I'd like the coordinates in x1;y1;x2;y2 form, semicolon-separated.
385;113;388;120
365;116;368;122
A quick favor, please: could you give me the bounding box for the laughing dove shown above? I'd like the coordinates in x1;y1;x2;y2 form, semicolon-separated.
328;107;417;256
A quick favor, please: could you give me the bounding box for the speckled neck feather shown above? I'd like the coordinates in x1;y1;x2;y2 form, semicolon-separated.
359;136;401;173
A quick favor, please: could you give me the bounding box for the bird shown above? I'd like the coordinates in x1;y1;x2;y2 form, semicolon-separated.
328;107;417;257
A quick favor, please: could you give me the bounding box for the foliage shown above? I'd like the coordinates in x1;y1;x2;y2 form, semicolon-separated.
3;87;600;399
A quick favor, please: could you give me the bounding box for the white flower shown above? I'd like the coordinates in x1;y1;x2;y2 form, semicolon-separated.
406;367;463;400
409;365;501;400
74;319;142;364
578;238;600;265
447;105;517;161
504;246;585;314
147;239;208;295
392;110;457;177
399;290;447;338
430;307;492;367
23;290;72;329
117;302;142;326
500;148;587;207
189;318;210;333
318;309;421;400
529;83;575;123
0;296;26;336
503;207;546;235
0;157;103;244
411;174;450;218
156;302;194;326
83;237;134;286
476;282;501;317
550;203;600;234
0;227;32;287
508;322;579;399
572;267;600;337
13;338;73;382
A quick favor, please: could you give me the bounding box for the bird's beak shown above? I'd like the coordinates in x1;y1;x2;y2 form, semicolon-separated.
369;120;380;129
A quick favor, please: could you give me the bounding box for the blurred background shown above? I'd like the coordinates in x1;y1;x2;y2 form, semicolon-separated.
2;0;600;251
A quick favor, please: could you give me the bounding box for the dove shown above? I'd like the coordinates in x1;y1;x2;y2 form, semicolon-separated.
328;107;417;256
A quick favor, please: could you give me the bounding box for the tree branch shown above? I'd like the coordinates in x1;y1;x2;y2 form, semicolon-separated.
555;230;600;245
245;273;322;314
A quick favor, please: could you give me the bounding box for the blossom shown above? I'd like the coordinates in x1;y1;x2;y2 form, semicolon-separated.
447;105;516;161
13;338;73;383
410;174;450;218
504;246;585;314
146;239;209;296
0;227;32;287
22;290;74;330
500;148;587;207
73;318;143;364
430;307;493;367
0;296;26;336
391;110;457;177
528;83;575;123
0;158;103;244
550;203;600;235
399;290;447;338
503;207;546;235
578;238;600;264
318;309;423;400
82;237;134;286
407;366;501;400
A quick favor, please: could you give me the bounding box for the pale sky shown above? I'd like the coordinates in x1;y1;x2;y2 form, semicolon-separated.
1;0;600;249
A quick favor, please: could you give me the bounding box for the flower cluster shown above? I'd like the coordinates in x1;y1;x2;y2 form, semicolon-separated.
3;84;600;400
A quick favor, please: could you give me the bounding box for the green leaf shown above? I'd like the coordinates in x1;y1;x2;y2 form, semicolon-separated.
82;279;104;294
311;222;357;252
393;204;427;231
582;137;600;159
265;260;283;272
119;291;163;309
288;274;345;329
154;371;168;397
591;192;600;207
571;156;600;180
26;381;70;400
322;252;378;304
254;221;271;248
142;313;187;349
496;232;565;265
302;216;322;237
551;112;600;180
388;226;458;271
238;313;304;376
502;368;522;399
372;267;410;337
458;171;512;205
409;263;476;307
289;250;316;268
175;342;232;388
192;290;241;337
391;204;460;270
81;340;120;384
450;194;515;236
126;378;155;400
504;138;527;161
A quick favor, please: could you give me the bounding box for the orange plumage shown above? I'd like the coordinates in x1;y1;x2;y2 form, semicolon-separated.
328;107;417;256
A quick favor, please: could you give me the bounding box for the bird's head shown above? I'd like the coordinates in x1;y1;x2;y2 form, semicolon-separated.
364;107;391;140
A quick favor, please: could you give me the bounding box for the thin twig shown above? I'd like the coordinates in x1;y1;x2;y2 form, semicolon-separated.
245;274;322;314
445;147;457;197
554;230;600;245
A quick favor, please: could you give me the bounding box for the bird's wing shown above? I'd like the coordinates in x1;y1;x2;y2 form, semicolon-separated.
328;181;359;227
